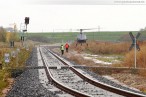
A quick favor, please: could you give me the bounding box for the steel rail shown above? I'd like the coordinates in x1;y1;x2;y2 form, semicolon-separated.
39;47;91;97
49;49;146;97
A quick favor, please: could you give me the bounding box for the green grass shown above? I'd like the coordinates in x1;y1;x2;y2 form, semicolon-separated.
26;31;138;43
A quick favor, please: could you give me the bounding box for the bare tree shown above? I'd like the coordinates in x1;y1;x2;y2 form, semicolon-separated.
0;27;6;42
9;24;19;42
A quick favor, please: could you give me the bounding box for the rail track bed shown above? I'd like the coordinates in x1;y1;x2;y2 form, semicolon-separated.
6;46;146;97
50;68;123;97
40;46;146;97
6;48;67;97
38;47;73;97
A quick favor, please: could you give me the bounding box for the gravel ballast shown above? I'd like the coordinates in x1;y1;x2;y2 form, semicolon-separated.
6;48;58;97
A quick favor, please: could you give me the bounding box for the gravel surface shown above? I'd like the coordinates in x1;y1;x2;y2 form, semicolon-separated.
52;48;146;96
79;68;146;95
6;48;58;97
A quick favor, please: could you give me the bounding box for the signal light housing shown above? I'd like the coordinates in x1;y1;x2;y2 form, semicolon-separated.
25;17;29;25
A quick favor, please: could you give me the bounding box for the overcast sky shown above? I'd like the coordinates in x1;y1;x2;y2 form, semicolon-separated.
0;0;146;32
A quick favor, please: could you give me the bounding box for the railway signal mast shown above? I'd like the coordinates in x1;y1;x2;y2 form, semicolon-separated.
21;17;29;47
25;17;29;31
129;32;141;68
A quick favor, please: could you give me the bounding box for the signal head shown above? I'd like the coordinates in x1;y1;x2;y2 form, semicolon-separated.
25;17;29;25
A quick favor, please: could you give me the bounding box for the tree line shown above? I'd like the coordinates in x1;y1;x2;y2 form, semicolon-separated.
0;26;19;42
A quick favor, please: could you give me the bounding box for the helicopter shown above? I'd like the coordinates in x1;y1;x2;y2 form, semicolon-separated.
76;28;97;46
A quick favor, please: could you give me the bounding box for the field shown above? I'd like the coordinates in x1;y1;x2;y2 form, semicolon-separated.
27;31;139;43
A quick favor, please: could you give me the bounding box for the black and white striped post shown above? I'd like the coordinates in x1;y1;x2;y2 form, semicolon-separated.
129;32;140;68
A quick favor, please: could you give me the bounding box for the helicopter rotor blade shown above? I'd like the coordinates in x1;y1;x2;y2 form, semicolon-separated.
74;28;97;32
81;28;97;30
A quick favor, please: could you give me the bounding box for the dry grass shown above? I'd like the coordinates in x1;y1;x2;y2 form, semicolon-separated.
0;42;33;96
70;40;146;77
71;41;130;55
69;54;95;66
70;41;129;68
123;45;146;77
71;41;146;68
68;41;146;92
0;42;32;65
139;70;146;77
123;44;146;68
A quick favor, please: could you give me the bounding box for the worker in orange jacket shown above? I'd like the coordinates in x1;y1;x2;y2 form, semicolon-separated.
65;42;69;53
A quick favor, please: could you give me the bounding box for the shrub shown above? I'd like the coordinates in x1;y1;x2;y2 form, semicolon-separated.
0;27;6;42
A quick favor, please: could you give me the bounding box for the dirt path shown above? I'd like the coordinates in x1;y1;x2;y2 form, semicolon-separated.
1;78;14;97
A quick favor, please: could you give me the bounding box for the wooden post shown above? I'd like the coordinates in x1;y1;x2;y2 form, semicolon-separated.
0;62;2;69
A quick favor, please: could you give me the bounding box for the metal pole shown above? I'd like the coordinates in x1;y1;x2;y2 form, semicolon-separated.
98;26;100;32
134;37;136;68
93;31;94;40
16;50;18;66
20;23;24;46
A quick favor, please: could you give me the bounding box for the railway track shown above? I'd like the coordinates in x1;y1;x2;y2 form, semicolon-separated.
39;46;146;97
